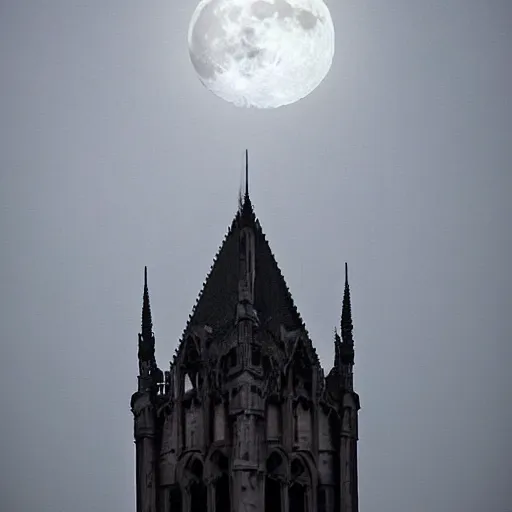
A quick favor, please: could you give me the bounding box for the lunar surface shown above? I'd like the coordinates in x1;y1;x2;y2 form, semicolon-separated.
188;0;335;108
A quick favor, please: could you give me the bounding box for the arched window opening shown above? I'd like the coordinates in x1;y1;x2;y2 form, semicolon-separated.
289;458;308;512
265;477;281;512
189;460;206;512
215;472;230;512
190;480;206;512
265;452;285;512
210;452;230;512
289;482;306;512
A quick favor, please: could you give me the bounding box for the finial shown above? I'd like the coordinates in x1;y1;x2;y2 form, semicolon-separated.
345;261;348;285
245;149;249;199
239;150;253;220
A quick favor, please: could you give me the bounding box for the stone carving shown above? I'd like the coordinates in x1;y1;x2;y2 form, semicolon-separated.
237;414;252;461
240;471;258;512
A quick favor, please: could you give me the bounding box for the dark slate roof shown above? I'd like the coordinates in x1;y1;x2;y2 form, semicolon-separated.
178;197;314;357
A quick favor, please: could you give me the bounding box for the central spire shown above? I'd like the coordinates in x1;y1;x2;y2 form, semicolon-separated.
245;149;249;200
238;150;252;214
240;149;253;221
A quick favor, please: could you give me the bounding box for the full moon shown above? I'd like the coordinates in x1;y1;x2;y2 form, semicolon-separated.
188;0;335;108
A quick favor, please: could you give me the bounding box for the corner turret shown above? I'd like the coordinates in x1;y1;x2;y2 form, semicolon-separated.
339;263;355;391
137;266;162;394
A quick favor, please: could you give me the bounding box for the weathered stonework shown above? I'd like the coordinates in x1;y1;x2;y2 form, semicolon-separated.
131;178;361;512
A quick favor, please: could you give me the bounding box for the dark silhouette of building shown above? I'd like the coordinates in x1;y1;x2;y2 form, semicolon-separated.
131;154;360;512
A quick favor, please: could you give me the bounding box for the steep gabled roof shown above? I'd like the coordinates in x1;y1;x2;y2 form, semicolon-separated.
175;195;319;367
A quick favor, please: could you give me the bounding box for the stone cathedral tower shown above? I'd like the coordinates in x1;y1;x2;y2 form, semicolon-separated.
131;157;360;512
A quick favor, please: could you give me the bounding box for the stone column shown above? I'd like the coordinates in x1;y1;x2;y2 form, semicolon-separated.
281;479;289;512
133;398;158;512
207;480;215;512
339;400;359;512
339;436;352;512
231;411;264;512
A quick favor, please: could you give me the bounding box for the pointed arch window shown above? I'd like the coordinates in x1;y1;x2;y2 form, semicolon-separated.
265;477;281;512
289;482;306;512
189;460;206;512
289;459;308;512
215;473;230;512
209;451;230;512
265;452;286;512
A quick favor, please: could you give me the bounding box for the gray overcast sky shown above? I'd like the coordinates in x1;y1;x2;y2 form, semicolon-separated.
0;1;511;511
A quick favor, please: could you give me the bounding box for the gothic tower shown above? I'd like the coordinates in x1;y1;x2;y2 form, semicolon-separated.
131;155;361;512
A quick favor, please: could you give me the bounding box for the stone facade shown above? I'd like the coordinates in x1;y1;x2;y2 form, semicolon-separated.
131;185;360;512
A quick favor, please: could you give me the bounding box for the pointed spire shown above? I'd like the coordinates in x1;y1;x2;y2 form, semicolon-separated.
341;262;353;344
142;266;153;336
138;266;156;384
245;149;249;200
238;150;252;215
240;149;253;222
